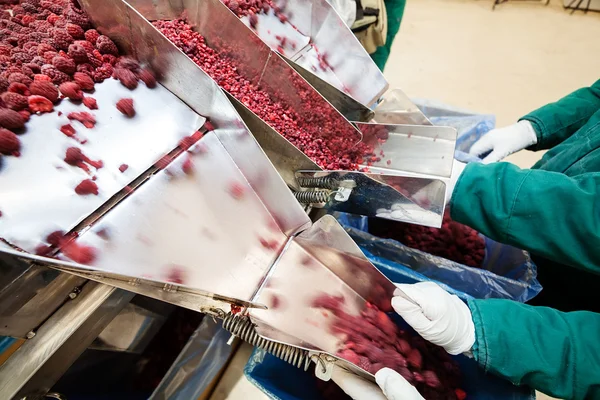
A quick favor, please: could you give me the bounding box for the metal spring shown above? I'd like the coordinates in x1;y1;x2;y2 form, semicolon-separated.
222;313;312;371
297;176;339;190
294;190;330;204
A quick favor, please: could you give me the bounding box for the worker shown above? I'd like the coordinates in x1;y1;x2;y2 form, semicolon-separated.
332;79;600;399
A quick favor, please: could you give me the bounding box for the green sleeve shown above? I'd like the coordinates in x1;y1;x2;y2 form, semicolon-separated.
370;0;406;71
468;298;600;399
450;162;600;275
520;79;600;150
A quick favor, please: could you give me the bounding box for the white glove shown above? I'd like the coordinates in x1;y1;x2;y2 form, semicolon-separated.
469;120;537;164
331;366;424;400
445;159;467;204
392;282;475;355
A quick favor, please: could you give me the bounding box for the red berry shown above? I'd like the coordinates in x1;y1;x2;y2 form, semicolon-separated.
61;241;96;264
60;123;76;137
59;81;83;100
73;71;94;90
2;92;28;110
0;128;20;155
74;178;98;195
137;68;156;88
116;97;134;117
95;35;118;55
30;80;58;102
113;67;137;90
74;39;94;53
115;56;139;72
67;111;95;128
0;109;25;130
67;43;87;63
52;55;75;74
82;96;97;110
65;23;84;39
28;95;53;113
8;72;32;86
8;82;30;96
84;29;99;44
118;163;128;173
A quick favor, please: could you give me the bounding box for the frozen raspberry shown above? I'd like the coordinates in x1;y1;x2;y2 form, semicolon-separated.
74;178;98;195
28;95;54;113
64;6;90;29
18;110;30;122
92;64;112;83
21;64;36;77
59;81;83;100
68;111;95;128
30;80;59;102
0;76;7;92
25;63;42;74
64;146;103;172
8;72;32;86
12;51;34;64
23;41;38;52
52;70;70;84
87;50;102;68
52;56;76;74
115;56;139;73
67;43;87;63
1;92;28;110
46;13;60;25
42;1;64;15
0;128;20;155
118;163;128;173
65;23;84;39
8;82;30;96
37;43;55;57
0;44;10;56
31;20;52;33
73;71;94;90
249;13;258;29
42;51;58;64
84;29;99;44
76;63;94;76
60;123;75;137
95;35;118;55
82;96;97;110
113;67;137;90
50;28;73;50
33;73;52;82
137;68;156;88
0;109;25;130
116;98;134;117
74;39;94;53
102;54;117;65
61;241;97;264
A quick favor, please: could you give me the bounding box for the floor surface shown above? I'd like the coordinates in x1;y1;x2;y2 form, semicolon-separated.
210;1;600;398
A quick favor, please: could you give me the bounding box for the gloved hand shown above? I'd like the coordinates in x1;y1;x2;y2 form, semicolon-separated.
331;366;424;400
392;282;475;355
469;120;537;164
445;159;467;204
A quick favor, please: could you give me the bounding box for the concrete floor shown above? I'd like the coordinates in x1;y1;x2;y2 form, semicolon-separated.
210;1;600;399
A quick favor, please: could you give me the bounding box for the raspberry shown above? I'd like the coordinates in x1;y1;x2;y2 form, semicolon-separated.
95;35;118;55
92;64;112;82
53;17;67;29
50;28;72;50
52;55;75;74
43;50;58;64
74;179;98;195
23;41;38;52
59;81;83;100
12;51;34;64
18;110;30;122
65;23;83;39
8;82;30;96
37;43;54;57
64;6;90;29
53;70;70;84
30;20;52;33
1;92;28;110
41;1;63;15
102;54;116;65
30;80;58;102
0;44;10;56
118;163;128;173
137;68;156;88
116;98;134;117
82;96;97;110
0;109;25;130
0;76;7;92
67;43;87;63
67;111;95;128
74;39;94;53
83;28;98;44
28;95;53;113
8;72;32;86
22;63;39;75
87;50;102;68
73;71;93;90
0;128;20;155
60;123;75;137
33;74;52;82
113;67;137;90
64;146;103;172
75;62;94;76
115;56;139;72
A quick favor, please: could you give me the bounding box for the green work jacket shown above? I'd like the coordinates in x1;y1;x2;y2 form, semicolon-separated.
450;79;600;399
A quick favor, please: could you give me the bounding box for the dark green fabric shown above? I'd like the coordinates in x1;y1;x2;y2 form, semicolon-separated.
521;79;600;151
450;80;600;397
370;0;406;71
468;299;600;399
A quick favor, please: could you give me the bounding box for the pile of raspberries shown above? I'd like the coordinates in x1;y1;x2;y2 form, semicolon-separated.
0;0;155;163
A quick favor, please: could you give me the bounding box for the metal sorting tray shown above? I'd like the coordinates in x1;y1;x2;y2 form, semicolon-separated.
123;0;457;227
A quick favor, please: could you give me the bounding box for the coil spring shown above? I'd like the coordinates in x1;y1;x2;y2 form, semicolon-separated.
222;313;312;371
297;176;339;190
294;190;330;204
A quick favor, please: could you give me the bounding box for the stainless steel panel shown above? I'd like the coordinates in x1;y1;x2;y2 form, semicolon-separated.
0;282;133;400
373;88;432;126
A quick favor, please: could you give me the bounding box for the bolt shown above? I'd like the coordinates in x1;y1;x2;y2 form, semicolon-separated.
68;292;77;299
26;331;35;339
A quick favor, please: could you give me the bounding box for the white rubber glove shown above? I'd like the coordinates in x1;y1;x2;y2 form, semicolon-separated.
469;120;537;164
445;159;467;204
392;282;475;355
331;366;424;400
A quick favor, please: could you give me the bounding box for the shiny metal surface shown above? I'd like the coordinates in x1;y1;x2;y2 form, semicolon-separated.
248;0;389;107
373;88;432;126
83;0;311;236
0;78;203;253
356;122;457;177
248;215;396;365
0;281;133;400
296;171;447;228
